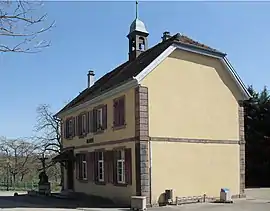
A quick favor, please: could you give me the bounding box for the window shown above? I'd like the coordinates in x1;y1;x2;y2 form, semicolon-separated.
92;105;107;133
139;37;145;51
66;118;74;138
113;97;125;127
82;114;86;134
77;113;87;137
76;154;87;181
90;149;131;185
98;152;104;182
82;160;87;180
97;108;103;130
116;150;125;184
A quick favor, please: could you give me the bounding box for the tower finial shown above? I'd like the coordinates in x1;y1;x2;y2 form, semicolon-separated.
135;1;138;19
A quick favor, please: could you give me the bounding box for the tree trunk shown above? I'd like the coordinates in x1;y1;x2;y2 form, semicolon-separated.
12;173;16;186
20;174;25;182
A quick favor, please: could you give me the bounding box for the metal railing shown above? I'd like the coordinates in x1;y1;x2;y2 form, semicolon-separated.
0;181;61;192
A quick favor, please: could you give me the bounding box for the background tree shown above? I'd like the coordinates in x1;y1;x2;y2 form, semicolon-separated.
0;137;38;189
245;85;270;187
0;0;54;53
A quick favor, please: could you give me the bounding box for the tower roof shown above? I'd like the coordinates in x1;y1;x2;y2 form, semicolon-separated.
129;18;148;34
128;1;148;35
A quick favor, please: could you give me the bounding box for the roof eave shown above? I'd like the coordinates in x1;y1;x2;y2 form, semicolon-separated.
173;41;227;57
222;57;251;100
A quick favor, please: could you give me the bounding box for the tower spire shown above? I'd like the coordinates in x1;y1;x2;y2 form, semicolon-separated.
135;1;138;19
127;0;149;61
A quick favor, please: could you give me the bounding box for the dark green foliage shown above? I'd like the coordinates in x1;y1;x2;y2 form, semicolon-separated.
245;85;270;187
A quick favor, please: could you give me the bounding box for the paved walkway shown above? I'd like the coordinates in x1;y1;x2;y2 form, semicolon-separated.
245;188;270;200
0;189;270;211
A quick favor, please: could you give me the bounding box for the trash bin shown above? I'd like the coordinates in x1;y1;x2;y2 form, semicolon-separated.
165;189;173;204
220;188;232;202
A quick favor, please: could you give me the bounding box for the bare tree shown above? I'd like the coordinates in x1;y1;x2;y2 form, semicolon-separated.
34;104;63;187
0;0;54;53
35;104;62;153
0;137;38;186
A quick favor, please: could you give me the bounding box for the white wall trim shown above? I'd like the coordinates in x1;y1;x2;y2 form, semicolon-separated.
222;57;251;99
134;45;176;82
135;43;250;100
57;79;138;118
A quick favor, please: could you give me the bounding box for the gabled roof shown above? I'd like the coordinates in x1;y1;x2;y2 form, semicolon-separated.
56;33;248;117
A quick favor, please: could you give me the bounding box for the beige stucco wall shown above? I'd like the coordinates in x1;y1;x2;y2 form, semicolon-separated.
151;141;240;204
141;49;242;140
60;87;137;204
73;141;136;205
140;49;242;203
62;88;136;149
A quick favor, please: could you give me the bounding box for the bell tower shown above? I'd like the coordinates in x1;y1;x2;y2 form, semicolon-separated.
127;1;149;61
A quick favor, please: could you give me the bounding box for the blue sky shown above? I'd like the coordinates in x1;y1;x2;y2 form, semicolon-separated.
1;1;270;139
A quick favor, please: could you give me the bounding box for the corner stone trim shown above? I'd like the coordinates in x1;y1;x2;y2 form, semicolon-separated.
135;86;149;141
238;101;245;197
135;86;150;205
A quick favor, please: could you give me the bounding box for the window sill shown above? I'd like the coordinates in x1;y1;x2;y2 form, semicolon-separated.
78;134;87;139
95;181;106;185
94;129;105;135
77;178;88;183
112;124;127;131
114;183;128;187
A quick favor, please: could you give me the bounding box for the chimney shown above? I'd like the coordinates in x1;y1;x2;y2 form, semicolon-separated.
162;31;171;41
87;70;95;88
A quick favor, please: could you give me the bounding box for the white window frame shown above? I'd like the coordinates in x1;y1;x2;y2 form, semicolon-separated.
117;150;125;184
98;152;104;182
82;114;86;134
82;160;87;180
97;108;103;130
68;119;73;137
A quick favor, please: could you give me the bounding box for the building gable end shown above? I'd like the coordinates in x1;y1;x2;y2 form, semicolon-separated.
135;43;251;101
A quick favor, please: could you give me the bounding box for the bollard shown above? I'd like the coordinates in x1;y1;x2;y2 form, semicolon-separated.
203;194;206;203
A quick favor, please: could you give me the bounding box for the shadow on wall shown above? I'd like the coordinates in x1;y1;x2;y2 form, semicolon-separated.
0;193;130;209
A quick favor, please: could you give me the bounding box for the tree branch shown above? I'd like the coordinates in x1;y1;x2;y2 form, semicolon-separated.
0;0;54;53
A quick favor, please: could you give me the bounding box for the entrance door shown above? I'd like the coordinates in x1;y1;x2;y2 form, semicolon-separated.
67;160;74;190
